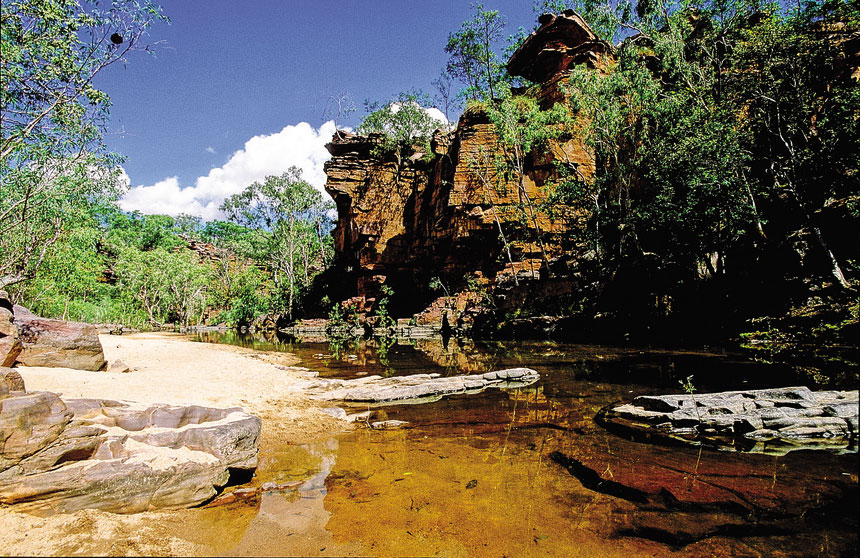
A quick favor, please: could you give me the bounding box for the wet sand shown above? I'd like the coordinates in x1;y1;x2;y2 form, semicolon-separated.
0;332;354;556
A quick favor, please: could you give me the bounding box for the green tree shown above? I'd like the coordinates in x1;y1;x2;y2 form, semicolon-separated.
431;70;460;125
104;211;184;252
13;203;106;319
114;246;211;326
728;0;858;288
445;4;507;101
221;167;334;319
356;89;441;159
559;0;858;295
0;163;124;288
0;0;166;288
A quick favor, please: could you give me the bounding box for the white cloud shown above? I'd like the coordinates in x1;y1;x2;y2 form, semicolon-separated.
120;120;338;221
205;146;215;154
423;106;449;126
389;102;449;129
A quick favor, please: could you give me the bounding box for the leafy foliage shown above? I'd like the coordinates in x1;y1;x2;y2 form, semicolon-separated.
220;167;334;319
356;90;442;158
0;0;166;288
445;4;508;101
561;0;858;289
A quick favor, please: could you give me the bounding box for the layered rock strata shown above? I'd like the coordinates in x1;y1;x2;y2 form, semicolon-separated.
319;14;609;323
12;304;106;371
507;10;614;83
307;367;539;404
0;372;261;514
600;386;859;454
0;291;22;367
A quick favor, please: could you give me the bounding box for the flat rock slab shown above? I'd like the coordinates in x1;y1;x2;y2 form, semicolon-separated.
0;376;260;514
600;386;858;454
307;367;539;404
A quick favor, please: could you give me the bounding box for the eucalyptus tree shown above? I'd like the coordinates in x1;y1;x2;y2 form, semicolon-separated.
562;0;858;289
0;0;166;289
221;167;334;319
445;4;507;101
357;89;441;160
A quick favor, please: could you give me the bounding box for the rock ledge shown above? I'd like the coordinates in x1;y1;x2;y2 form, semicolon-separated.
0;369;261;514
308;367;539;404
600;386;858;454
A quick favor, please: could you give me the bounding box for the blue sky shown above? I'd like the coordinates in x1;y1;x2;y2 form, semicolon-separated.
97;1;543;219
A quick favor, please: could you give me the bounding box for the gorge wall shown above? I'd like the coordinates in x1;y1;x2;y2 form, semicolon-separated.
318;11;608;327
309;8;858;365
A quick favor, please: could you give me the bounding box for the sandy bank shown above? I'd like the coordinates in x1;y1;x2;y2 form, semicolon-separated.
0;332;355;556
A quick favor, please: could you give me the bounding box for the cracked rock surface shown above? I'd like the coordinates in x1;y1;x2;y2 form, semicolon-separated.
0;369;260;514
602;386;858;454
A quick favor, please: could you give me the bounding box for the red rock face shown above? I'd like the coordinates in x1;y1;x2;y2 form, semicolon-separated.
507;10;614;83
320;13;613;319
0;292;22;367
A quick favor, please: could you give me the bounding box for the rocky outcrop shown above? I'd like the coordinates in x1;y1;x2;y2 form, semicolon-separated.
12;304;107;371
307;368;539;404
0;374;260;514
0;291;22;367
317;14;609;324
600;386;859;454
507;10;613;83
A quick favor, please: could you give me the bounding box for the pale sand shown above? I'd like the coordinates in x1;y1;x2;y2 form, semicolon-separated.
0;332;356;557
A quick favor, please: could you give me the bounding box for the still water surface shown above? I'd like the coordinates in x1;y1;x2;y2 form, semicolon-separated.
195;331;858;557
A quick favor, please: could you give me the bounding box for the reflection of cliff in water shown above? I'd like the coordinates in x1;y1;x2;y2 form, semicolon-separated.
191;332;857;556
408;336;502;374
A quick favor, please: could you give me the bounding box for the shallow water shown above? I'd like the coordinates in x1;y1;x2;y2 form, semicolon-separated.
196;332;859;557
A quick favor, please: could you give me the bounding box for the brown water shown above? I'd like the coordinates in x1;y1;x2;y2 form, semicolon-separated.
195;332;859;557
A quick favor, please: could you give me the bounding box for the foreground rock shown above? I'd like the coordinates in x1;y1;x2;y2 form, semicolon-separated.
12;304;106;371
0;292;22;367
600;386;858;455
307;368;539;404
0;372;260;514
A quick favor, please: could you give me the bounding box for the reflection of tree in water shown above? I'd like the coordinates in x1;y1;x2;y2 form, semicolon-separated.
412;337;504;374
328;338;344;360
374;336;396;377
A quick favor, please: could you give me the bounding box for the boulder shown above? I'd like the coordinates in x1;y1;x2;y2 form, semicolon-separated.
0;377;261;514
0;375;72;471
1;368;25;394
0;291;22;367
12;304;106;371
507;10;614;83
106;359;131;373
600;386;859;454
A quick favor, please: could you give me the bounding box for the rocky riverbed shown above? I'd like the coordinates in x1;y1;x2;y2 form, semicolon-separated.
600;386;858;455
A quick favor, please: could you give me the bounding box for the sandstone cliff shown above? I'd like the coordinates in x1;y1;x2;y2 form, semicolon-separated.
310;7;858;372
318;11;610;327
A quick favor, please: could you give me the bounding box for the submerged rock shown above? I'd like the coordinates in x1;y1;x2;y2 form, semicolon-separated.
0;376;260;514
600;386;858;454
549;439;858;547
308;368;539;404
